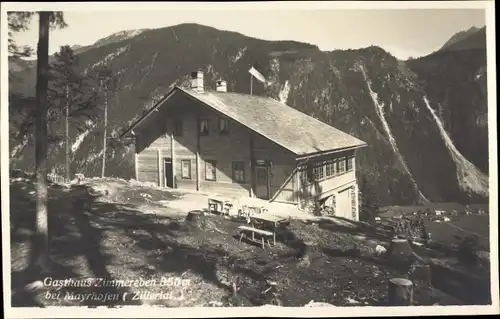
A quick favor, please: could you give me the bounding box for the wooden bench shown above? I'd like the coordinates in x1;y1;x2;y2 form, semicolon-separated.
208;198;224;214
237;225;273;249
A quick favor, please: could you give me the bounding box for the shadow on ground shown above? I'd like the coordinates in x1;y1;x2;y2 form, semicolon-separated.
9;176;492;307
10;178;281;307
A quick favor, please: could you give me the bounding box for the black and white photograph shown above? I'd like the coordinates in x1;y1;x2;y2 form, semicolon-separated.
2;1;498;317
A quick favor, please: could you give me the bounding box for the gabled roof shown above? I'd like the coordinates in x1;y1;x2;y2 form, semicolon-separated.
122;86;367;157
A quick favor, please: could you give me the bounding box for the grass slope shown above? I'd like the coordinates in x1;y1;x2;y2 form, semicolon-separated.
10;175;491;307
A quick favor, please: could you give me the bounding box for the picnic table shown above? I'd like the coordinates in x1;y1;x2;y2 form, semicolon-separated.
237;212;291;249
238;225;274;249
249;214;290;246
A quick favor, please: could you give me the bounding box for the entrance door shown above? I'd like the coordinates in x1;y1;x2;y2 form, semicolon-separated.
255;166;269;200
336;188;352;219
164;158;173;188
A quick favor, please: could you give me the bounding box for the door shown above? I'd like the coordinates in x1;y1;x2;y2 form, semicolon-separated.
336;188;352;219
255;166;269;200
164;158;173;188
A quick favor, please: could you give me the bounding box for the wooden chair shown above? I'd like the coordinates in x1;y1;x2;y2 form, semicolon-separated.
223;201;233;216
208;198;223;214
238;205;251;218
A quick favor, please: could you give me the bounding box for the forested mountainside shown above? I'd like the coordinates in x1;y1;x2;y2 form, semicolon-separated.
9;23;489;206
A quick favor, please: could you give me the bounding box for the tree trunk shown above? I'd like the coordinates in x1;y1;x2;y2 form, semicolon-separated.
411;263;432;286
387;238;414;268
101;83;107;178
33;11;50;272
388;278;414;306
65;84;70;181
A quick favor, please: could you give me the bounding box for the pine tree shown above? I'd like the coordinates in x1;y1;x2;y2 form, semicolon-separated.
92;64;117;178
48;45;100;180
8;12;34;79
8;12;36;149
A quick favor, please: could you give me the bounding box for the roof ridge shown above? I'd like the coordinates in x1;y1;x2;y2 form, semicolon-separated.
126;86;367;155
205;88;366;146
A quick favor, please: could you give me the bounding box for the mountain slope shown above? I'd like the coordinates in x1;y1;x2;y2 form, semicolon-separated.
7;28;151;75
8;23;489;206
407;27;488;175
439;26;486;52
440;26;480;51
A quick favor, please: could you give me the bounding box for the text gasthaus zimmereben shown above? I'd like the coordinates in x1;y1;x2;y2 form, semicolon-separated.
43;276;191;288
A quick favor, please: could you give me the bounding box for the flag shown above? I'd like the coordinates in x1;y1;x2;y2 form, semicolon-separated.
248;65;266;84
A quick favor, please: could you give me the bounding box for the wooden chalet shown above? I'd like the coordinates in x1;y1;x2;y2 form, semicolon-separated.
122;71;367;220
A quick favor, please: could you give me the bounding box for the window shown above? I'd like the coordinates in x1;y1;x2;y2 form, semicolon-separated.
219;118;230;135
346;156;353;171
337;157;346;174
181;160;191;179
174;119;183;137
199;119;210;136
232;161;245;183
326;160;335;177
205;160;217;181
312;162;324;181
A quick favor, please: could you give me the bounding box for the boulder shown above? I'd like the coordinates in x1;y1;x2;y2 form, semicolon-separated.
375;245;387;255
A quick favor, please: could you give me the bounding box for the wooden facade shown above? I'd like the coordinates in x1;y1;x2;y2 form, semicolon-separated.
133;91;361;220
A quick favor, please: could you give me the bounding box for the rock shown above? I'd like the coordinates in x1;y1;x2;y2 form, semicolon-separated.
476;250;490;268
375;245;387;255
346;297;360;304
297;255;311;268
305;300;336;307
476;250;489;260
208;301;223;307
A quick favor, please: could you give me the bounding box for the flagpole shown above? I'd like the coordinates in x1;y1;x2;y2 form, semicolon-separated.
250;73;253;96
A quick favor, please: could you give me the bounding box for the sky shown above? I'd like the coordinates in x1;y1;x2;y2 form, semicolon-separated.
11;7;486;60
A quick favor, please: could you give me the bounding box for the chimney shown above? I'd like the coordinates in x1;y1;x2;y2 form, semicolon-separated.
190;70;204;92
216;80;227;92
